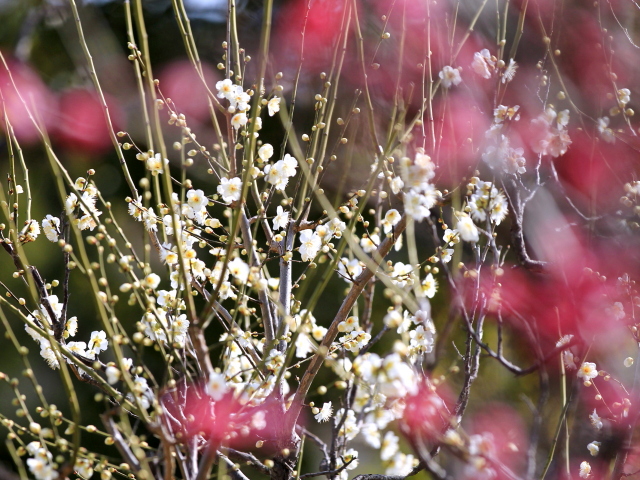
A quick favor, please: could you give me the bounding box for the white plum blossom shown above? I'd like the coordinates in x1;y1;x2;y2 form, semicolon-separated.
216;79;235;99
441;248;454;263
530;107;572;157
502;59;518;83
146;153;168;175
597;117;615;143
617;88;631;107
422;273;438;298
258;143;274;162
382;209;401;233
577;362;598;381
42;215;60;242
590;409;603;430
338;258;363;282
217;177;243;204
380;431;400;461
579;461;591;478
360;234;380;253
273;205;289;231
299;230;322;261
187;189;208;212
268;96;280;116
587;441;600;456
315;402;333;422
404;190;435;222
266;154;298;191
144;273;161;289
439;66;462;88
456;214;479;242
228;256;250;283
471;49;495;79
206;372;229;401
231;112;248;129
87;330;108;358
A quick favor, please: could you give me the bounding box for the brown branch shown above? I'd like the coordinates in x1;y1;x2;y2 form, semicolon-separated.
502;177;546;273
284;215;407;437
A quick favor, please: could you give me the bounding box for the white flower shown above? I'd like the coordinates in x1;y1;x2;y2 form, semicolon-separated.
87;330;108;357
439;66;461;88
268;96;281;116
579;461;591;478
624;357;634;368
618;88;631;107
65;193;79;215
404;190;435;221
146;153;167;175
231;112;248;129
143;207;158;232
64;316;78;338
338;258;363;282
609;302;625;320
258;143;274;162
299;230;321;261
66;341;87;359
587;441;600;456
230;86;250;111
74;458;93;480
589;409;603;430
384;309;403;330
106;366;121;385
266;154;298;190
456;215;479;242
471;49;495;79
502;59;518;83
187;189;208;211
382;209;401;233
577;362;598;381
422;273;438;298
409;324;435;353
217;177;243;204
144;273;161;290
380;431;400;461
315;402;333;422
273;205;289;231
228;257;250;283
441;248;454;263
42;215;60;242
360;234;380;253
216;79;234;99
390;176;404;194
562;350;577;370
206;372;228;401
597;117;615;143
21;220;40;242
40;343;59;370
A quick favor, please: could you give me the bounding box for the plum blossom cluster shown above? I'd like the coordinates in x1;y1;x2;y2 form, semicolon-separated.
23;293;107;369
465;178;508;226
483;105;526;175
530;106;572;157
394;151;440;222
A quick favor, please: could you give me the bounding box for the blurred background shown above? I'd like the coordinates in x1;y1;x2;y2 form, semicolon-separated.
2;0;640;478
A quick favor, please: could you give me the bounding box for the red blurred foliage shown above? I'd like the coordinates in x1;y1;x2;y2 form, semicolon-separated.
0;56;57;144
53;88;122;155
273;0;348;74
399;378;453;444
158;60;219;123
467;403;528;478
160;381;286;452
554;128;637;211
